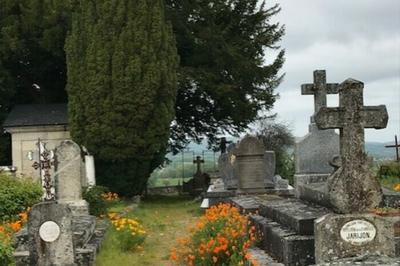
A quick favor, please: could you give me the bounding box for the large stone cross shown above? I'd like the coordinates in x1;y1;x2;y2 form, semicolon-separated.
301;70;340;114
315;78;388;213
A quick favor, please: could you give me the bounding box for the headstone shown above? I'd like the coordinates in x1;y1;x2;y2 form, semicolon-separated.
315;213;400;264
315;78;388;213
294;70;340;191
233;135;273;192
218;143;237;189
28;201;75;266
55;140;89;215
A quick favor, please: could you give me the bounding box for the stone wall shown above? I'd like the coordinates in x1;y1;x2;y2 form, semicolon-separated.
6;125;70;180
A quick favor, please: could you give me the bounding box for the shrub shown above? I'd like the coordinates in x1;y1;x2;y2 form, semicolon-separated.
0;229;13;266
109;214;147;251
0;174;42;222
378;161;400;177
170;203;258;266
82;186;109;217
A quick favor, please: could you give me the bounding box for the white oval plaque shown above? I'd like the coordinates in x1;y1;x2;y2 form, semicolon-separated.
340;219;376;245
39;221;61;242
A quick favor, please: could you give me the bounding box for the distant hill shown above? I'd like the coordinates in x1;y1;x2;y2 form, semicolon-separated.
366;142;397;160
170;139;397;161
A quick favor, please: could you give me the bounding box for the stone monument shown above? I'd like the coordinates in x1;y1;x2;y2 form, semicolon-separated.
27;202;75;266
55;140;89;215
233;135;275;192
218;142;237;190
315;78;388;213
294;70;340;193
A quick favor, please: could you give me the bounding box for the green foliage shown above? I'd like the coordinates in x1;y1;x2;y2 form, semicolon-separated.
0;238;14;266
66;0;178;196
256;118;295;181
165;0;285;150
0;174;42;222
378;161;400;177
0;0;71;163
82;186;108;217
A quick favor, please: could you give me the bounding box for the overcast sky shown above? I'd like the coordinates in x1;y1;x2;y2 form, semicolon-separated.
266;0;400;142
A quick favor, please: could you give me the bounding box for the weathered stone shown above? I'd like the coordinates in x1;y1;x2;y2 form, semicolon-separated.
256;217;315;266
247;247;284;266
55;140;89;215
315;79;388;213
315;213;400;264
218;152;237;189
27;201;75;266
259;198;331;235
295;70;340;195
233;135;279;192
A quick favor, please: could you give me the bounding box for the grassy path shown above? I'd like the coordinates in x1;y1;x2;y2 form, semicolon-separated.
96;195;201;266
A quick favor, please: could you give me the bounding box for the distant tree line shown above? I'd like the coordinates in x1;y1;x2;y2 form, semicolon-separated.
0;0;285;195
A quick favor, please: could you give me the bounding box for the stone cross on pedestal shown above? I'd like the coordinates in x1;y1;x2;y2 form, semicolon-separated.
315;78;388;213
301;70;339;118
193;156;204;175
385;135;400;161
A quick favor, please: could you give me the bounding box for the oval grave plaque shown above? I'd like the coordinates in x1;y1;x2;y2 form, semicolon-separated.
340;219;376;245
39;221;60;242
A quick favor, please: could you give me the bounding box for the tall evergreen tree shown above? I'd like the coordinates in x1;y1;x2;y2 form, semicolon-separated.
165;0;285;151
66;0;178;195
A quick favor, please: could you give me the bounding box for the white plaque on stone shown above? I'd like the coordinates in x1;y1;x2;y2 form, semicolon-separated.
39;221;61;242
340;219;376;245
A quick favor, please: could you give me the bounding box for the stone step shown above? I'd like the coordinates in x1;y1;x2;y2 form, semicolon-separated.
312;255;400;265
297;182;331;208
259;198;331;235
247;247;284;266
250;215;315;266
230;195;283;214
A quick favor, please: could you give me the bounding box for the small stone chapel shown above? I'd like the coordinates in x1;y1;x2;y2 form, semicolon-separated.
3;103;70;178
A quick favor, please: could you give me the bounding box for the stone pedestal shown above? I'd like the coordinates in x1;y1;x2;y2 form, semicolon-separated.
27;202;75;266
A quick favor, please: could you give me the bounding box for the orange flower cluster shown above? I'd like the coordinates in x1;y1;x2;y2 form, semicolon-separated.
102;192;119;201
394;183;400;192
170;203;259;266
0;209;29;246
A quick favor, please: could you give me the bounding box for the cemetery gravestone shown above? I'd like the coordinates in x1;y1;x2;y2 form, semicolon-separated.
218;143;237;190
315;78;388;213
55;140;89;215
294;70;340;192
27;201;75;266
234;135;270;193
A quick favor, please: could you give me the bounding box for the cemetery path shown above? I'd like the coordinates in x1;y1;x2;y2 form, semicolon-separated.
96;195;201;266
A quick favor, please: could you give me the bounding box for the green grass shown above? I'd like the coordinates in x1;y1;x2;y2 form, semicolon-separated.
96;195;201;266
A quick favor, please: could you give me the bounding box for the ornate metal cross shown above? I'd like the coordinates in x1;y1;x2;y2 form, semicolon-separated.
193;156;205;175
301;70;340;114
385;135;400;161
31;139;56;201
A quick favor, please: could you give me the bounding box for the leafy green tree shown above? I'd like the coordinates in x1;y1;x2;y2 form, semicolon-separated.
66;0;178;195
165;0;285;151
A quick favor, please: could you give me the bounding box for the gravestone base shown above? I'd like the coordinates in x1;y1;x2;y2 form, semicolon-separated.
13;203;107;266
315;213;400;264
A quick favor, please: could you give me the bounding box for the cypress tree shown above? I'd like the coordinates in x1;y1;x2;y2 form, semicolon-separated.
66;0;178;195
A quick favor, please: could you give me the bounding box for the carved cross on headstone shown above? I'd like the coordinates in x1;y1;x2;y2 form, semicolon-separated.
315;78;388;213
385;135;400;161
193;156;204;175
301;70;340;115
